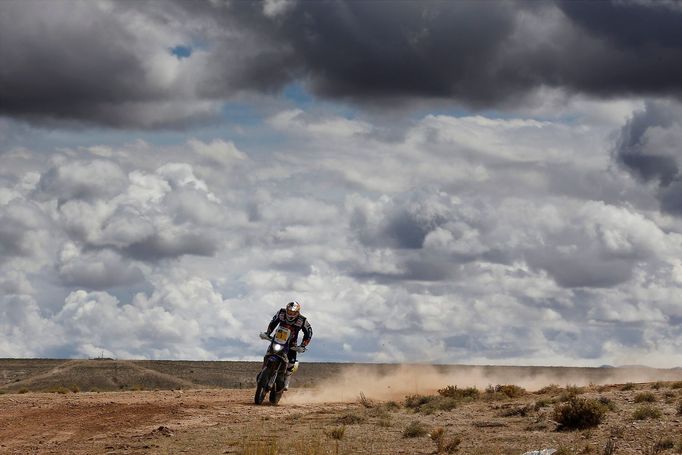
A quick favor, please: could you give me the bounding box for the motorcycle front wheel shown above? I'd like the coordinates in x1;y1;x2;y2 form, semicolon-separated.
254;369;270;405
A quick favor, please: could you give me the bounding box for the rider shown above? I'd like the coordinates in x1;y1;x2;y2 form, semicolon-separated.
260;301;312;390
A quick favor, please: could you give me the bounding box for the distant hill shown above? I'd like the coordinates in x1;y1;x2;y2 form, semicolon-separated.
2;359;682;393
0;360;196;392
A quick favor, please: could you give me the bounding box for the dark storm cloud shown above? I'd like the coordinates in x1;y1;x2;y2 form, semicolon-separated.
224;0;682;105
614;100;682;215
1;0;681;128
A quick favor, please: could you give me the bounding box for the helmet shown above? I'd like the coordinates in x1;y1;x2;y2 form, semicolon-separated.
285;301;301;322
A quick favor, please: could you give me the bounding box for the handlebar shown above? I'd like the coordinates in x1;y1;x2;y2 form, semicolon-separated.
259;333;306;352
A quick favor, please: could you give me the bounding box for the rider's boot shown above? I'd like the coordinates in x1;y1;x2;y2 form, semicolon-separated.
283;370;293;391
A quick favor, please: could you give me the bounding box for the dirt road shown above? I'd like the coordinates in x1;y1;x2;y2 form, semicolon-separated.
1;382;681;455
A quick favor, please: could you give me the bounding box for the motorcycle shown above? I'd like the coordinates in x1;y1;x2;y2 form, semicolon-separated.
254;327;306;405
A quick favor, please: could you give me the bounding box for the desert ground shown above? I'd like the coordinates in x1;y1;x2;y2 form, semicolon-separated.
1;360;681;454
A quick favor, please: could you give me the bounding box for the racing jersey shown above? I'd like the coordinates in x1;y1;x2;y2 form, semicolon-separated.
266;308;313;347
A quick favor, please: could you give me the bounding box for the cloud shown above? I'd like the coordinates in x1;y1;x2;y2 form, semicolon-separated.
614;100;682;215
2;108;682;366
0;0;220;128
56;244;144;290
38;159;128;203
1;1;680;128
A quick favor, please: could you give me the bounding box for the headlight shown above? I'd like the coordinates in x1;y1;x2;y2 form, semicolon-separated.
272;344;283;352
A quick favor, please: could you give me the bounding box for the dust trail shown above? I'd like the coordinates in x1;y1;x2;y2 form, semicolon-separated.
287;364;682;404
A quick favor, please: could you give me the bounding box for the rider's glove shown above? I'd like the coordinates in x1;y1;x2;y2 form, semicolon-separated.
298;345;307;353
259;332;270;340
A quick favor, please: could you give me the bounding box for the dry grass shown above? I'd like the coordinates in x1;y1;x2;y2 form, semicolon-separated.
633;404;661;420
429;427;462;454
634;391;657;403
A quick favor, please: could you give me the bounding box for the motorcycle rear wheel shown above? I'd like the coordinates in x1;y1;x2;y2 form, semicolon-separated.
269;388;283;405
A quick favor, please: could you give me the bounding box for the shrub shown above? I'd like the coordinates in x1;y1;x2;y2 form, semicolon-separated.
405;394;457;414
670;381;682;389
429;427;461;454
358;392;374;408
534;398;552;410
69;384;80;393
438;385;480;400
325;425;346;440
675;438;682;453
376;416;392;428
603;440;617;455
552;397;607;431
634;392;656;403
632;404;661;420
565;385;586;395
18;388;29;394
384;400;401;410
651;382;664;390
403;420;428;438
495;384;526;398
621;382;636;391
500;404;533;417
405;394;431;409
676;400;682;416
654;438;675;450
430;427;445;449
537;384;562;395
597;396;617;412
336;412;366;425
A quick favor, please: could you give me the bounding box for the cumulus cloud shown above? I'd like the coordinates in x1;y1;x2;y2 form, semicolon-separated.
614;100;682;215
2;103;682;366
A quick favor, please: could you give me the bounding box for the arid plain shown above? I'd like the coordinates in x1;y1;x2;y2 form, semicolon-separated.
1;360;681;454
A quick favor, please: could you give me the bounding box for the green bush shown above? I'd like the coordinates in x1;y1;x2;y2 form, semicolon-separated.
634;391;656;403
552;397;607;430
632;404;661;420
403;420;428;438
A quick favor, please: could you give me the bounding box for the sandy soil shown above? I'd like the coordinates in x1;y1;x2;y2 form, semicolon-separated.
1;382;681;455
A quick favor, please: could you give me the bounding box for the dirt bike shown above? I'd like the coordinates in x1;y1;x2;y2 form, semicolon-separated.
254;327;305;405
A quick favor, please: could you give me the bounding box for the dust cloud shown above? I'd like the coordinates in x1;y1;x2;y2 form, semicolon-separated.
286;364;679;404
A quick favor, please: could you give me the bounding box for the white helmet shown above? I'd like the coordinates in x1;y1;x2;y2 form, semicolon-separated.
285;301;301;322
